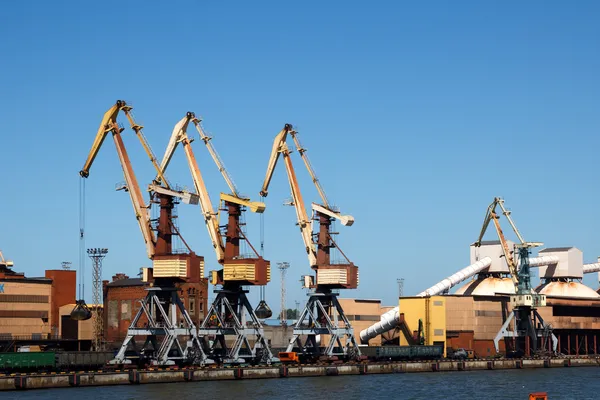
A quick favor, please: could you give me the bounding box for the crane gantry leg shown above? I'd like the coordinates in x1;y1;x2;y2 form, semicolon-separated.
286;291;360;361
198;287;275;364
110;285;210;366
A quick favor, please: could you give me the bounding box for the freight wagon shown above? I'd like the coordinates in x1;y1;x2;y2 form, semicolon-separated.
0;351;114;373
357;345;443;361
278;345;443;364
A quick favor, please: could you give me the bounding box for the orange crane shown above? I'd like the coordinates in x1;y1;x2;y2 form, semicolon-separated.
260;124;360;360
159;112;275;364
80;100;208;366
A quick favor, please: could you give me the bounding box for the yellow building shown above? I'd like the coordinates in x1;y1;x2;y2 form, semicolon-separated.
397;296;447;355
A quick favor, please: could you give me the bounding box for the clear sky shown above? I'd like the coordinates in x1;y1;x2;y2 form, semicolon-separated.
0;1;599;310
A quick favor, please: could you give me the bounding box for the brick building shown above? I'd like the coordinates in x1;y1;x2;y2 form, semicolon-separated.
44;269;76;336
103;272;208;347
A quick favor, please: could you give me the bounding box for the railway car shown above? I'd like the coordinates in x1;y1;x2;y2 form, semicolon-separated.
55;351;115;370
279;345;443;364
359;345;443;361
0;351;115;373
0;351;55;372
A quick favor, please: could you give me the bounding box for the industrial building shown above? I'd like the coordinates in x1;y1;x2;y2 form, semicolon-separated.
362;236;600;357
58;304;101;343
259;298;390;349
102;272;208;348
0;259;77;347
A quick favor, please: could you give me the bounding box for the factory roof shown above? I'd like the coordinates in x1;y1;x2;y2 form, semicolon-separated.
106;277;145;287
540;247;574;253
474;240;501;246
0;277;52;284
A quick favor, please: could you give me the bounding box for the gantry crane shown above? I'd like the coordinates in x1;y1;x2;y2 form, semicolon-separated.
260;124;360;360
80;100;209;366
474;197;556;356
159;112;275;364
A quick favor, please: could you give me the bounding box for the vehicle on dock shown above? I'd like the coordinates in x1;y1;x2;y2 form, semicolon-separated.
450;348;474;360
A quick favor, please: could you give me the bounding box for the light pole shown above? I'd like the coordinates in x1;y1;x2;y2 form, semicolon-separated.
87;248;108;351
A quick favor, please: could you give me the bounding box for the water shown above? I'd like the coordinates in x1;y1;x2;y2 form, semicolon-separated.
3;368;600;400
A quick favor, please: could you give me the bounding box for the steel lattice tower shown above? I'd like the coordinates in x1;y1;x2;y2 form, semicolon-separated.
397;278;404;298
87;248;108;351
278;262;290;325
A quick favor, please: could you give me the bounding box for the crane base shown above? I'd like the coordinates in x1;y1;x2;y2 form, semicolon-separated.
286;291;361;359
198;288;276;364
494;307;557;356
110;286;209;366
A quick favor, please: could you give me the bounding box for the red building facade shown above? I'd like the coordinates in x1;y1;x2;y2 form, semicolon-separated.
103;273;208;347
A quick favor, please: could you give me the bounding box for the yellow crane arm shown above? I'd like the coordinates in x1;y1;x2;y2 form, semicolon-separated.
80;103;121;178
474;198;500;247
289;130;330;209
490;212;519;291
190;114;265;213
220;193;265;213
260;124;293;197
80;100;156;259
311;203;354;226
496;199;526;245
158;113;192;178
279;142;317;266
191;115;239;197
119;104;170;189
160;114;226;263
260;125;316;264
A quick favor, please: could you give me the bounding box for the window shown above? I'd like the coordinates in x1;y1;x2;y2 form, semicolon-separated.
189;297;196;314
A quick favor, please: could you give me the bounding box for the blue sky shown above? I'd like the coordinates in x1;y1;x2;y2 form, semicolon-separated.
0;1;599;310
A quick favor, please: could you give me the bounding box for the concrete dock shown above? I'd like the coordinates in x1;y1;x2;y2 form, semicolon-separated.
2;357;599;391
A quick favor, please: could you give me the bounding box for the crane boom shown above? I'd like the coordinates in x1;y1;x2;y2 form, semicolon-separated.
119;104;171;188
190;116;239;197
159;113;226;263
80;103;121;178
282;142;318;266
289;130;330;208
490;212;519;290
80;101;156;259
260;124;293;197
474;197;543;293
260;125;317;266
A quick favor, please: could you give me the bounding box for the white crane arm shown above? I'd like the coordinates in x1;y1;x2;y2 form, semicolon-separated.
159;115;226;263
311;203;354;226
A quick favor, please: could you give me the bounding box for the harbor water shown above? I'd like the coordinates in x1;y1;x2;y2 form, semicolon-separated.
3;367;599;400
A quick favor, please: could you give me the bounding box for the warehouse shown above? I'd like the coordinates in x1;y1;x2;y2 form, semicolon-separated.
0;261;76;346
